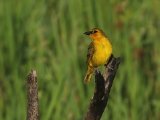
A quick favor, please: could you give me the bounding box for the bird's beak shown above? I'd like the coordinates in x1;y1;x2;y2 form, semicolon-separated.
84;31;92;35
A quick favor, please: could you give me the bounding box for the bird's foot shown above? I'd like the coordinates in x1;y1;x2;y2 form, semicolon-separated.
107;64;114;71
95;68;98;73
95;68;100;74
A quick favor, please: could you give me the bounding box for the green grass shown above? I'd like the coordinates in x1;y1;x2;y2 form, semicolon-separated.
0;0;160;119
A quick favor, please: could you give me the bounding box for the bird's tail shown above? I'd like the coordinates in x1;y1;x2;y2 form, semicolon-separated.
84;66;94;83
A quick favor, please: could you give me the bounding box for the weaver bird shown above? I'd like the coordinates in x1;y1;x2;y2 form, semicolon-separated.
83;28;112;83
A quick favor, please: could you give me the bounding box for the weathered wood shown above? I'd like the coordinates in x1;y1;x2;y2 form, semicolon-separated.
85;56;120;120
27;70;39;120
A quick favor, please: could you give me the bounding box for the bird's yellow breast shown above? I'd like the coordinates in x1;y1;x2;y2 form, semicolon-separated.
91;39;112;67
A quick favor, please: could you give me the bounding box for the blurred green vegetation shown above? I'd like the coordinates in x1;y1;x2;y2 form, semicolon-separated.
0;0;160;119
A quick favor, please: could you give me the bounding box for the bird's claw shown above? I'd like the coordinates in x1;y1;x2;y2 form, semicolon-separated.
107;65;114;70
95;69;100;74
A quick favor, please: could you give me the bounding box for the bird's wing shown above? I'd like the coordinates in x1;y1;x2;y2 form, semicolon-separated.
87;43;95;66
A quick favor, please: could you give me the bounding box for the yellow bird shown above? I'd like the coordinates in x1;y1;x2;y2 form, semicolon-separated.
83;28;112;83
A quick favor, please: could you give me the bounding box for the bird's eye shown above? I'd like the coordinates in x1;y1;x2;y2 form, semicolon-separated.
93;30;97;33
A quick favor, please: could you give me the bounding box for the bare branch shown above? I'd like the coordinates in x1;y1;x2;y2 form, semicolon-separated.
85;56;121;120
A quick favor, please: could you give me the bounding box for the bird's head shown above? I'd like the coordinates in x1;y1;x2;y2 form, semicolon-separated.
84;28;105;40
